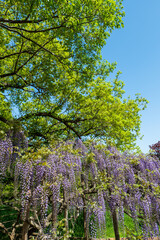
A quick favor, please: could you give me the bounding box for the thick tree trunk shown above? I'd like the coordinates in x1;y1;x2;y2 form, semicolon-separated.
112;208;120;240
22;203;30;240
52;199;57;237
22;190;31;240
22;222;29;240
52;199;57;239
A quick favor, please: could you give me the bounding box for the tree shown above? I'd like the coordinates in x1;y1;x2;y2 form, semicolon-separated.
0;0;147;150
149;141;160;160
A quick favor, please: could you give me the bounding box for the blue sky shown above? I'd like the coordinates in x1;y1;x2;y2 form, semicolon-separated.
102;0;160;153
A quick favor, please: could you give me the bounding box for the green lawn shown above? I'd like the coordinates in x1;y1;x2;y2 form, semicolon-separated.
105;211;136;238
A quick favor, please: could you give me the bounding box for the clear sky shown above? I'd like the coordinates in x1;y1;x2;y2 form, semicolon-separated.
102;0;160;153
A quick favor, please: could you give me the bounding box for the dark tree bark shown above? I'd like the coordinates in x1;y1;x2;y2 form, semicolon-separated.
22;198;31;240
52;200;57;230
112;208;120;240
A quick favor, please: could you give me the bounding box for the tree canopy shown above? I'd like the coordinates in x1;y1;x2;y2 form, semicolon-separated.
0;0;147;149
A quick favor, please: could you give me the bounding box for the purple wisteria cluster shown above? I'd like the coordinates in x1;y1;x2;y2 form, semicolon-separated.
1;137;160;239
0;130;28;179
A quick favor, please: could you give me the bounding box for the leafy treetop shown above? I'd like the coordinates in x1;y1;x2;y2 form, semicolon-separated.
0;0;147;149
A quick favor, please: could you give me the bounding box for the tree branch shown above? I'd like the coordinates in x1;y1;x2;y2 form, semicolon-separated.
0;23;66;33
0;116;10;125
18;112;82;139
0;50;34;60
0;35;55;79
0;222;11;239
0;18;46;24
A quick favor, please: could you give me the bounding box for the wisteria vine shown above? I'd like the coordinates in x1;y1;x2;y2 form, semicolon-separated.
1;136;160;239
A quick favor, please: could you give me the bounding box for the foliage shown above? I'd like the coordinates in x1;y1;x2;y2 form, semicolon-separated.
0;0;147;150
0;93;13;138
0;205;20;240
1;136;160;239
149;141;160;160
0;1;152;240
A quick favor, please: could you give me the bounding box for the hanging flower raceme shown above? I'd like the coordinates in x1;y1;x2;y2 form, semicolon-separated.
0;138;13;178
1;137;160;238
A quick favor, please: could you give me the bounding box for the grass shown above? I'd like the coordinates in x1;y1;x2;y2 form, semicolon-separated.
104;211;138;239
